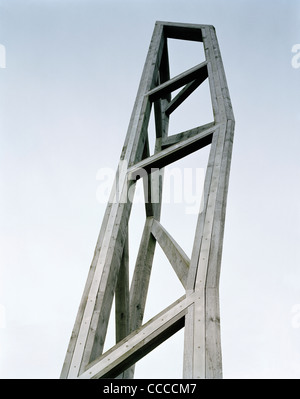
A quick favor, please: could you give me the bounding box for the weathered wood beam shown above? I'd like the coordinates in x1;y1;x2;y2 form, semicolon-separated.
183;125;222;380
115;232;131;379
206;121;234;291
142;108;167;219
129;217;156;332
186;123;222;292
128;124;215;180
158;38;171;101
193;37;234;382
79;294;195;379
115;232;129;344
146;61;208;102
142;137;157;218
183;24;235;379
161;122;215;149
60;201;114;379
202;26;234;125
60;21;166;380
154;98;170;140
159;21;208;42
151;219;190;288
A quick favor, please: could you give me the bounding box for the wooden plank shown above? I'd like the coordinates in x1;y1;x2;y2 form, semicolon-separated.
142;136;158;218
63;201;131;378
146;61;208;102
203;121;234;379
79;293;196;379
183;125;224;378
193;28;234;380
158;37;171;100
205;287;222;379
192;294;206;378
157;21;210;42
115;232;131;379
61;160;129;378
161;122;215;149
60;200;114;378
129;217;156;332
80;202;133;373
61;22;166;379
202;26;226;124
143;50;170;218
183;26;235;381
143;165;164;220
128;124;216;180
183;303;194;378
115;232;129;344
186;25;232;290
151;219;190;288
145;51;171;218
208;26;234;123
202;29;219;124
120;23;164;163
185;28;230;292
195;128;227;287
206;120;234;289
187;114;229;379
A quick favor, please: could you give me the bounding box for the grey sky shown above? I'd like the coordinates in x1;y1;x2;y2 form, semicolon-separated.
0;0;300;378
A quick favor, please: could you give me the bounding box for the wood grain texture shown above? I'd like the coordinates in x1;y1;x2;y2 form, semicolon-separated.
61;21;234;380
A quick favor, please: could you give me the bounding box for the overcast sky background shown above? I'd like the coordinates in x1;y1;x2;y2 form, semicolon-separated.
0;0;300;379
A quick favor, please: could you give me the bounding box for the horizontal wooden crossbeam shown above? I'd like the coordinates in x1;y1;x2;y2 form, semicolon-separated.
161;21;206;42
128;123;216;180
146;61;208;102
161;122;215;149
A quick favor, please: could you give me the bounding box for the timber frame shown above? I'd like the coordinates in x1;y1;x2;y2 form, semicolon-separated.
60;21;235;379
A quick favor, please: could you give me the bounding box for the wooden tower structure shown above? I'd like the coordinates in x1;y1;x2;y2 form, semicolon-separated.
61;21;234;379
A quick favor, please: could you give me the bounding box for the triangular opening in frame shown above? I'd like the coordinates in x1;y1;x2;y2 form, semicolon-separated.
134;326;185;378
